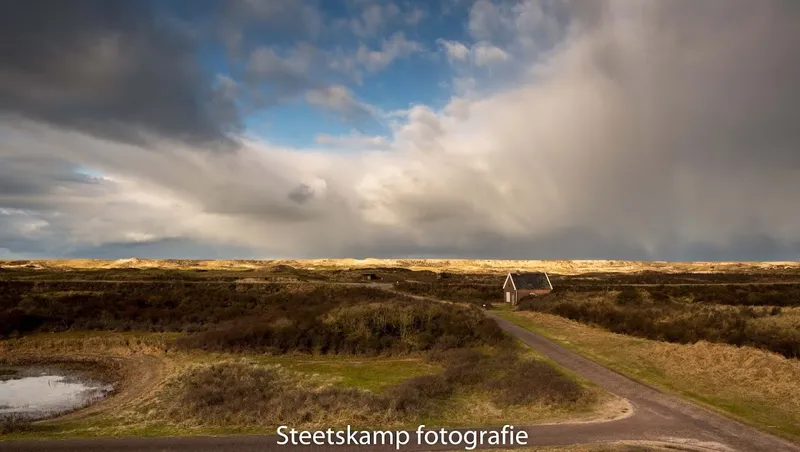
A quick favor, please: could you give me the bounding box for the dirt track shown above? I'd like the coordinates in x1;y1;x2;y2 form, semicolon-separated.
3;289;800;451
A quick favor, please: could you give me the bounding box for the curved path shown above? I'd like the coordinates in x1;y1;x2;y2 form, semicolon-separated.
487;313;799;452
4;297;799;451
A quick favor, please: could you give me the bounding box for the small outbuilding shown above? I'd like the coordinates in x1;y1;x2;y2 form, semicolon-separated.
361;272;380;281
503;272;553;305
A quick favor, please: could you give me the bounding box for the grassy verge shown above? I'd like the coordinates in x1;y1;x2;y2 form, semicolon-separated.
497;311;800;441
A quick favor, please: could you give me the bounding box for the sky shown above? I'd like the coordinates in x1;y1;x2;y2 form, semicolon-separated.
1;0;799;261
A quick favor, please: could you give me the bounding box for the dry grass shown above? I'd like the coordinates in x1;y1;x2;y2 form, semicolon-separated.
519;290;800;358
1;331;608;439
0;331;177;357
502;311;800;440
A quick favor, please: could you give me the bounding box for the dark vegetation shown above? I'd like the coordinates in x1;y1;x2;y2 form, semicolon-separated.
393;281;499;306
0;280;505;356
0;281;400;336
176;301;506;355
518;290;800;358
549;271;800;285
0;415;32;435
3;269;798;358
554;283;800;307
171;347;588;427
643;284;800;307
0;266;444;283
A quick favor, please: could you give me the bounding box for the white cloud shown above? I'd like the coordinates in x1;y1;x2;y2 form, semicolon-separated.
305;85;376;122
472;42;510;66
467;0;569;53
350;2;401;38
315;132;391;150
438;39;471;62
438;40;511;66
468;0;504;41
356;32;422;72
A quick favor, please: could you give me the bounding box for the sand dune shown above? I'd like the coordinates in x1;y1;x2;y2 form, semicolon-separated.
1;258;799;275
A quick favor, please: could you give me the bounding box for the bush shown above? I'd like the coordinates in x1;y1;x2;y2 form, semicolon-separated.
489;359;584;406
0;414;33;434
168;349;589;428
176;301;508;355
616;288;644;306
172;363;377;426
0;281;404;337
393;281;501;305
519;294;799;358
384;375;453;414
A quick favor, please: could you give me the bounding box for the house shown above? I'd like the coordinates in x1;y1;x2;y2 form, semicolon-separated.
503;272;553;305
361;273;380;281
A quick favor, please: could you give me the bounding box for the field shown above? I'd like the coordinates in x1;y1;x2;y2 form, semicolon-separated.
1;258;799;443
0;264;615;439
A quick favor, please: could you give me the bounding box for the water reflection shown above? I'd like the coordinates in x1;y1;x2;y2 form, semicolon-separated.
0;369;114;420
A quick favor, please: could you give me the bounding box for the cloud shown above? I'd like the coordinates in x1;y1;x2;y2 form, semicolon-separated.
305;85;376;123
438;40;471;62
346;2;426;37
438;39;510;66
0;0;240;149
315;132;391;150
405;7;427;25
219;0;324;56
2;0;800;260
357;32;423;72
472;42;510;66
468;0;569;52
245;45;324;105
349;2;401;38
468;0;504;41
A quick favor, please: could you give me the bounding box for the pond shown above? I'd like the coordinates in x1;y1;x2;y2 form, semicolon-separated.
0;367;114;420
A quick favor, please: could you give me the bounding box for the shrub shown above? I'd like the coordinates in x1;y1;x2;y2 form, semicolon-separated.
172;363;377;426
176;301;507;355
489;359;584;406
384;375;453;414
0;414;33;434
616;288;644;306
519;294;799;358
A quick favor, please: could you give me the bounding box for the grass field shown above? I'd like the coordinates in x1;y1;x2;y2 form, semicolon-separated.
497;310;800;441
1;331;615;439
0;271;615;439
3;263;799;442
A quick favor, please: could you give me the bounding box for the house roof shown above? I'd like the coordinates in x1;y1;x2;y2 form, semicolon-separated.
507;272;552;290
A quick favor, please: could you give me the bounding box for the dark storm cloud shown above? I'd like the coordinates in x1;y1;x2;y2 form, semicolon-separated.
0;0;241;148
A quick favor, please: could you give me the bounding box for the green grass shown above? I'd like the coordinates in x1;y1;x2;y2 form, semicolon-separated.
497;311;800;441
251;355;441;392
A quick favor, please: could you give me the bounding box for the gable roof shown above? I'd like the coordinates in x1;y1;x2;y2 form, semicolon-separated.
503;273;516;290
507;272;552;290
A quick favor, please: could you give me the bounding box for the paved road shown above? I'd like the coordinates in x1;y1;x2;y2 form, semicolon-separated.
487;313;799;452
3;292;799;451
